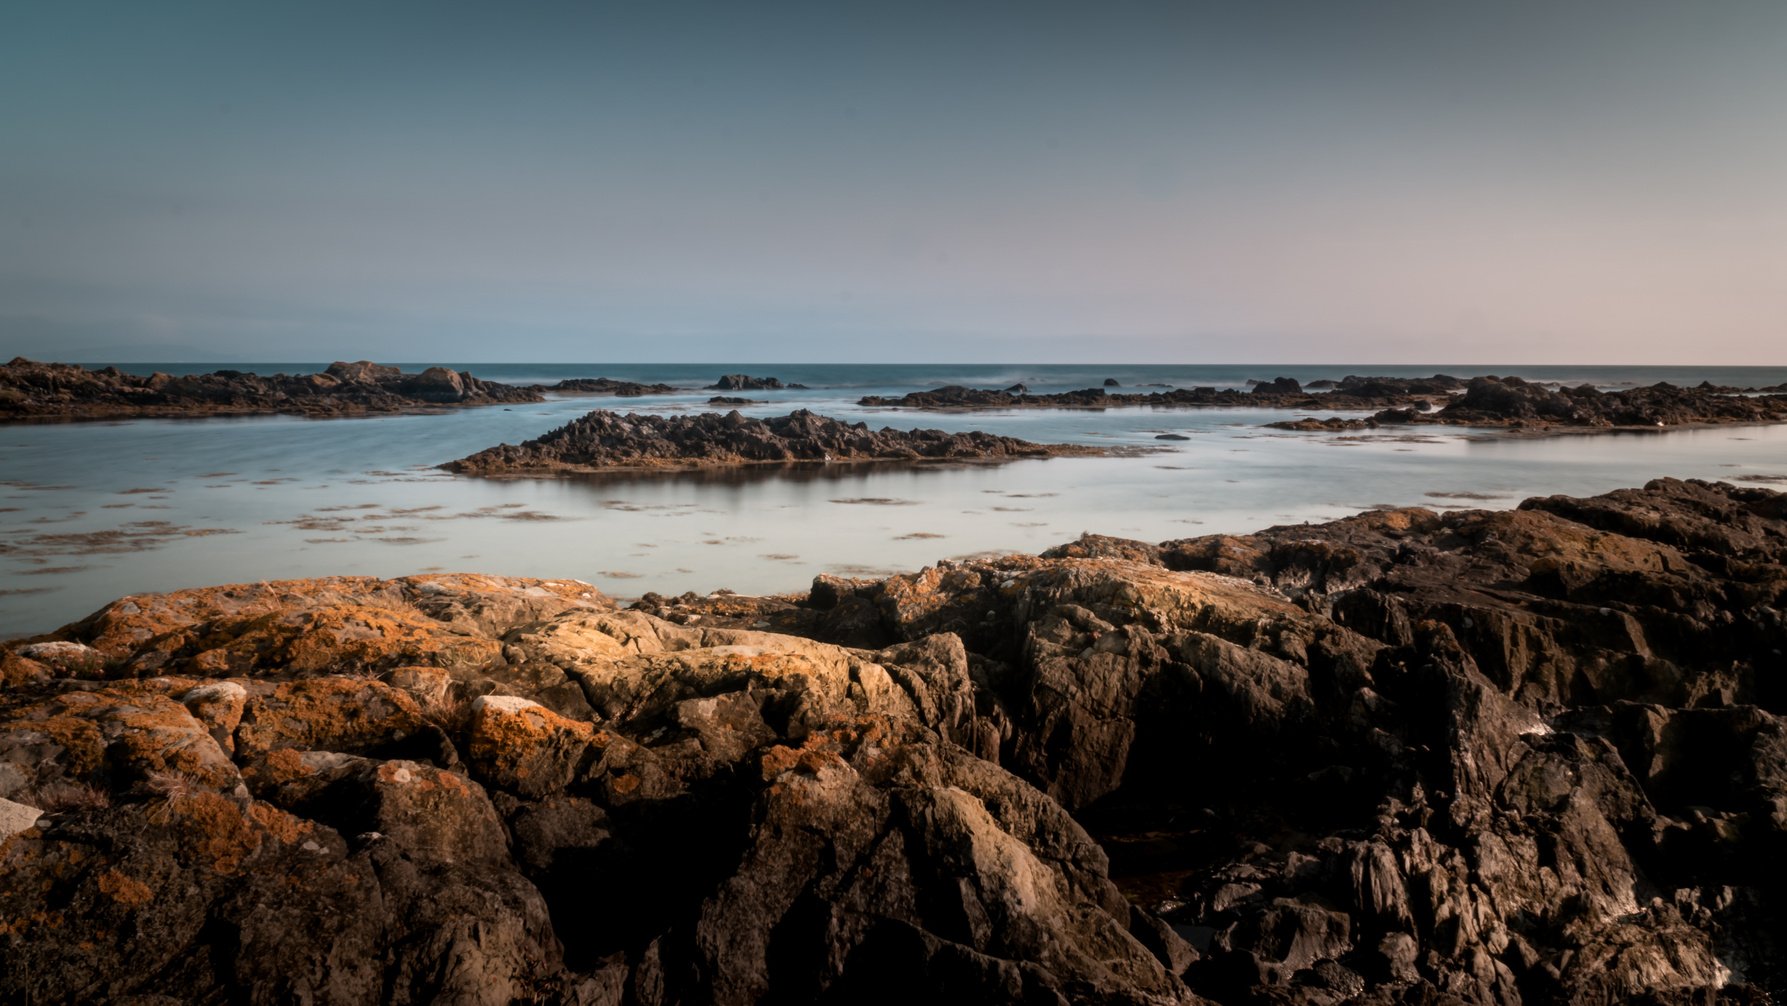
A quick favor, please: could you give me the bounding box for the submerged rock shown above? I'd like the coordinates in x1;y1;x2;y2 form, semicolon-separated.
2;479;1784;1002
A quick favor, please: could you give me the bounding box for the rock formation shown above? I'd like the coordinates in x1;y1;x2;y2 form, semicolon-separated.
858;383;1448;412
0;359;541;421
708;374;808;391
1411;376;1787;429
2;478;1784;1003
1269;378;1787;434
539;378;680;397
443;408;1101;475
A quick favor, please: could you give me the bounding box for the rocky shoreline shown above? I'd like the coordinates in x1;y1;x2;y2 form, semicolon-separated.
2;477;1783;1003
443;408;1102;475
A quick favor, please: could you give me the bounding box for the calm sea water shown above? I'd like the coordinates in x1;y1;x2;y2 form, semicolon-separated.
4;363;1786;636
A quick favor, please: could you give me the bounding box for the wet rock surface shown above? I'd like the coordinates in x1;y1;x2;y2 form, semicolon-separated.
0;358;542;421
1;478;1783;1003
443;408;1103;475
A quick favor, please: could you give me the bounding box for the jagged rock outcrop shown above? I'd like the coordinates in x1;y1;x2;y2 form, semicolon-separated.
708;374;808;391
1414;376;1787;429
1250;376;1304;396
0;358;542;421
1;574;1188;1004
2;479;1784;1003
443;408;1102;475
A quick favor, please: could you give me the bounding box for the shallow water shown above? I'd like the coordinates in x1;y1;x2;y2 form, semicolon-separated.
4;364;1787;635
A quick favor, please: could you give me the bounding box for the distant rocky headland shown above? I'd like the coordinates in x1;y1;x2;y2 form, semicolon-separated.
864;373;1787;433
0;358;543;421
1;477;1782;1002
443;407;1101;475
858;373;1469;411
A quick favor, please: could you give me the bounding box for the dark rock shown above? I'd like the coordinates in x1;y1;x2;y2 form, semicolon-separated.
543;377;680;396
1264;416;1376;431
709;374;804;391
1251;376;1304;396
443;408;1104;475
1104;378;1121;387
0;359;540;421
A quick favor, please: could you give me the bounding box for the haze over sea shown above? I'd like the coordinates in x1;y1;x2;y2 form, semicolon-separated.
5;361;1787;637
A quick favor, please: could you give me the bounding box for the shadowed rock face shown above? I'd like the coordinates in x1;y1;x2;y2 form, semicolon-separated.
0;358;542;421
443;408;1103;475
2;479;1784;1003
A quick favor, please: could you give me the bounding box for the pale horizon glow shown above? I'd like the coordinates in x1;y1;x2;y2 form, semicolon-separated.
3;1;1783;364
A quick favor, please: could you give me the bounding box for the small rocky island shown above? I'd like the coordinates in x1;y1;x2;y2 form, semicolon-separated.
443;408;1100;475
0;358;544;420
1;477;1783;1003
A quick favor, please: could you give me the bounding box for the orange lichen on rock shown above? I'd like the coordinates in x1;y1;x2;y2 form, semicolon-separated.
235;677;434;758
467;696;595;798
245;800;313;845
170;790;265;876
48;574;606;680
96;868;154;908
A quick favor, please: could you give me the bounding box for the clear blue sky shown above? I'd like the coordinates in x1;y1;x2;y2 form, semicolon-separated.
3;1;1783;363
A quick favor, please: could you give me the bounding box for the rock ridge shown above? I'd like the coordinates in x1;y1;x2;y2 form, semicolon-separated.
443;408;1103;475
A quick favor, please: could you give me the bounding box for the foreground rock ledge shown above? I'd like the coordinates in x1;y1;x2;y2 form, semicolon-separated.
3;478;1785;1004
444;407;1102;475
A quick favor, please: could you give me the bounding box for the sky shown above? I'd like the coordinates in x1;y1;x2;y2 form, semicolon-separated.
2;1;1783;364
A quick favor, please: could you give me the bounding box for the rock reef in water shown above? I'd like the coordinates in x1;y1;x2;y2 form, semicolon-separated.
1267;376;1787;433
1416;375;1787;429
2;478;1784;1002
538;377;680;397
0;358;542;421
442;408;1101;475
708;373;809;391
858;377;1459;412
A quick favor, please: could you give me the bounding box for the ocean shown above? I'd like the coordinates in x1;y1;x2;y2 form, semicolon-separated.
4;362;1786;636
